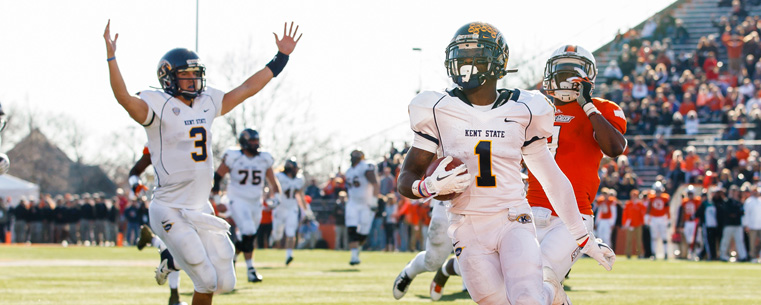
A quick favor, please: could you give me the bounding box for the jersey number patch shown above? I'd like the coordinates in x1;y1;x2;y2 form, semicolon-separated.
190;127;207;162
475;140;496;187
238;170;263;185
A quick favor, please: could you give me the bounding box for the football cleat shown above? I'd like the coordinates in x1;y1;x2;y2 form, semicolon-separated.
155;260;172;285
544;266;572;305
392;270;412;300
286;256;294;266
247;267;263;283
137;225;154;251
349;259;361;266
430;267;450;301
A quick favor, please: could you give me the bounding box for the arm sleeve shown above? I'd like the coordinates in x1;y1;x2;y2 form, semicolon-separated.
138;91;162;127
522;140;588;238
205;87;226;118
408;92;442;153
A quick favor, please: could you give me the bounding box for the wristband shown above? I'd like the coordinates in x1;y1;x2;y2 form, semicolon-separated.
265;52;289;77
411;180;431;198
582;103;600;117
107;57;116;62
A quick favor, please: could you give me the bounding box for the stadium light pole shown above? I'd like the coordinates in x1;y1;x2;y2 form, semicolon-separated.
412;48;422;94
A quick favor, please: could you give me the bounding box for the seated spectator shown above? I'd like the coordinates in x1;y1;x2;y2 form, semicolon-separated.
604;60;624;84
673;18;690;45
738;77;755;101
632;76;649;100
685;110;700;135
672;111;685;134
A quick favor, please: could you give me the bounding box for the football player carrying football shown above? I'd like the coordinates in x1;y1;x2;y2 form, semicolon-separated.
527;45;627;304
396;22;613;305
104;20;301;305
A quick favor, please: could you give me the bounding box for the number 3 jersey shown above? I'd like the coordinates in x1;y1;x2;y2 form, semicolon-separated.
409;88;555;216
526;98;627;216
222;149;274;203
139;87;224;210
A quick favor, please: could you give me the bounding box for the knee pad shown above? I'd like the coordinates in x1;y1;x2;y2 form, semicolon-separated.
241;234;256;253
348;227;360;243
357;234;368;246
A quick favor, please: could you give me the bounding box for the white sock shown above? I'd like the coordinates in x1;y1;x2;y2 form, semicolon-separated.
246;259;253;269
286;248;293;258
154;237;166;252
168;271;180;289
405;251;429;279
351;248;359;261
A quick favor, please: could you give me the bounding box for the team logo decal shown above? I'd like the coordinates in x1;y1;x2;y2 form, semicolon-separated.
516;213;532;224
172;107;180;116
555;114;575;123
571;247;581;261
455;246;465;257
163;222;174;232
468;23;498;39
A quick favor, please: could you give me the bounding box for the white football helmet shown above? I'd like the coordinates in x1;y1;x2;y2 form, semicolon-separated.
543;45;597;102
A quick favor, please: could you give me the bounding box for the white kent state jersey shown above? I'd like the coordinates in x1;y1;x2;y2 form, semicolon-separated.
222;149;274;202
409;88;555;215
140;87;224;210
276;172;304;210
344;161;376;206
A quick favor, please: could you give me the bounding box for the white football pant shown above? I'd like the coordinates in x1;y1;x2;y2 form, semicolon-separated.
149;202;236;294
345;202;373;235
272;206;299;239
448;204;554;305
533;207;595;282
228;195;263;236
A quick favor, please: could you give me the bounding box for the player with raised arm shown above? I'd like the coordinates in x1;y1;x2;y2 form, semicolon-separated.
130;146;187;305
344;149;380;266
527;45;627;303
104;20;301;305
273;157;308;266
396;22;614;304
212;128;281;283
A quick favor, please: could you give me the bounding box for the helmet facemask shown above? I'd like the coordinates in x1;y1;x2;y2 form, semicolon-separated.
446;41;506;90
157;54;206;100
544;56;596;102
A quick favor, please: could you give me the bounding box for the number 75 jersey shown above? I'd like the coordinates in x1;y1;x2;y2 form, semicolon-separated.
139;88;224;210
408;88;555;216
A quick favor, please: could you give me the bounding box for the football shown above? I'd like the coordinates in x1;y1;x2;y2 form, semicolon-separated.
425;156;468;201
0;153;9;175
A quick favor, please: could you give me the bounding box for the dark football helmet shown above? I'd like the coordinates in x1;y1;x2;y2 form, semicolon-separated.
445;22;510;89
350;149;364;164
157;48;206;100
284;157;299;175
239;128;260;155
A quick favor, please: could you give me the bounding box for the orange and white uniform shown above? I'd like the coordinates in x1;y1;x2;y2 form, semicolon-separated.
647;192;671;258
595;195;618;245
527;97;626;281
680;196;702;245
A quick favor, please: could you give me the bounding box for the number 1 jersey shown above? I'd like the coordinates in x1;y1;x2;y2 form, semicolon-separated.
409;88;555;215
140;88;224;210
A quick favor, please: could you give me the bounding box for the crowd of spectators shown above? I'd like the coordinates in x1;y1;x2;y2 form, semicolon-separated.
0;190;149;246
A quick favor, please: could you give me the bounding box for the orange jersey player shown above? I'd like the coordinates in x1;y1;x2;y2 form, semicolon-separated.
526;44;628;299
647;182;671;259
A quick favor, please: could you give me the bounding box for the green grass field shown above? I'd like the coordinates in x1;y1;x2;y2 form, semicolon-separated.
0;246;759;304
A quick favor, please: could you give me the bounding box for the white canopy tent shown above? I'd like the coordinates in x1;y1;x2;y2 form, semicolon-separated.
0;174;39;207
